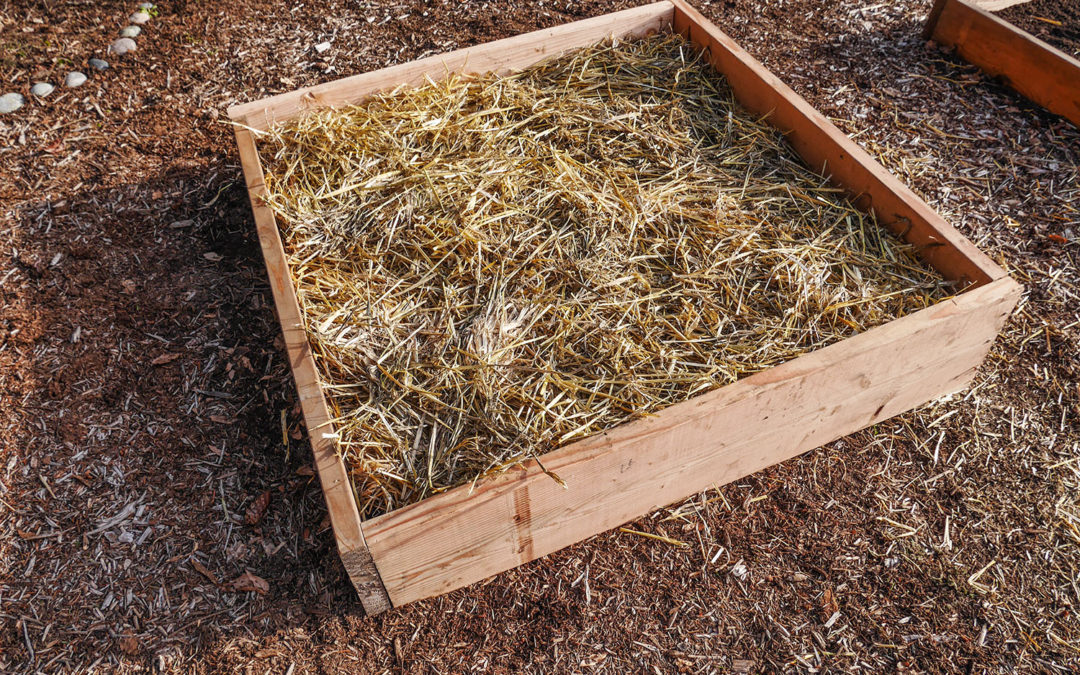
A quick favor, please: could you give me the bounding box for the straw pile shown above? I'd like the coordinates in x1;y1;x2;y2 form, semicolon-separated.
258;33;949;517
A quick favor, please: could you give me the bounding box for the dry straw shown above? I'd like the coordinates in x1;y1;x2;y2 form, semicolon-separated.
258;33;949;517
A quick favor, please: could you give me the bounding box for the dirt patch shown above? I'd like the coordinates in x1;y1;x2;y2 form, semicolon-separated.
0;0;1077;673
997;0;1080;57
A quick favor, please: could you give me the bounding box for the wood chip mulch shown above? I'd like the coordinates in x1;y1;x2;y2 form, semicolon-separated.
0;0;1077;672
997;0;1080;57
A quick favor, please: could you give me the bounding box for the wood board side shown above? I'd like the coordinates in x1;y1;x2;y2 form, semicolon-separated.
363;276;1021;607
968;0;1030;11
668;0;1005;288
926;0;1080;127
924;0;950;39
232;126;393;615
227;2;675;130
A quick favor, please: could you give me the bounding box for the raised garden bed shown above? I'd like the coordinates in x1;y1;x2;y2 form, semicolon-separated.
229;0;1021;615
925;0;1080;127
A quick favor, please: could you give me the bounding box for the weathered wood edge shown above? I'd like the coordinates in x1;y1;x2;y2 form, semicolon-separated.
362;276;1021;606
226;2;676;130
669;0;1007;288
923;0;950;40
231;125;392;615
968;0;1032;12
926;0;1080;127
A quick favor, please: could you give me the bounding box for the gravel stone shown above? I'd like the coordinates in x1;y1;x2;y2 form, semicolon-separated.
30;82;55;97
120;25;142;38
89;58;110;71
0;92;24;113
109;38;137;56
130;11;150;24
64;71;88;88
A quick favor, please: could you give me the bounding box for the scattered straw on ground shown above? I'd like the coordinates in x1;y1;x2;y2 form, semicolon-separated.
257;33;949;517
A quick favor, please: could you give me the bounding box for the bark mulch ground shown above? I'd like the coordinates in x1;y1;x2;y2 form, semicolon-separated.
997;0;1080;57
1;0;1077;672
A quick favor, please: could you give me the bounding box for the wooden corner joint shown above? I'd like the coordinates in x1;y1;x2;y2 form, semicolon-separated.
340;543;393;615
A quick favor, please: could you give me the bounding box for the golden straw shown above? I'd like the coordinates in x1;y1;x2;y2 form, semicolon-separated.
258;34;949;517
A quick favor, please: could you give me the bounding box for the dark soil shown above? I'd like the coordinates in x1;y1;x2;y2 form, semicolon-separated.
0;1;1078;673
997;0;1080;57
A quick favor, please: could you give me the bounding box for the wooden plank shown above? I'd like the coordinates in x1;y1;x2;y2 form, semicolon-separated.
925;0;1080;127
968;0;1030;12
229;2;1020;613
362;277;1021;607
668;0;1004;288
232;126;392;615
924;0;952;38
227;2;675;130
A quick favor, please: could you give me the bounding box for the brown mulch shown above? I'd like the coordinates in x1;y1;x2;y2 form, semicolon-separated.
0;0;1077;672
997;0;1080;57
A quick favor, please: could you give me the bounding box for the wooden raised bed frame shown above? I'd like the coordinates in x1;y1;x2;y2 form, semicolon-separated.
228;0;1021;615
925;0;1080;127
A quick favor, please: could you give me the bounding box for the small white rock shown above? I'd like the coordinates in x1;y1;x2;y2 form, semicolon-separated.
89;58;109;71
120;25;142;38
140;2;155;9
130;11;150;24
30;82;55;97
315;41;331;53
109;38;137;56
0;92;24;114
64;71;88;88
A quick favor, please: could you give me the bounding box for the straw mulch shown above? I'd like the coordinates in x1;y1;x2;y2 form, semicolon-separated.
257;33;949;517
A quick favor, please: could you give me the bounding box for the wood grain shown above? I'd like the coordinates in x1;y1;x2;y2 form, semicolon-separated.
670;0;1005;289
232;126;392;615
925;0;1080;127
363;277;1020;606
227;2;675;129
968;0;1030;11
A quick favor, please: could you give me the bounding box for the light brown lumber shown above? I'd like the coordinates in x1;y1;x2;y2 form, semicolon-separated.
669;0;1004;289
226;2;676;131
362;277;1021;607
924;0;1080;128
967;0;1030;12
232;126;392;615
